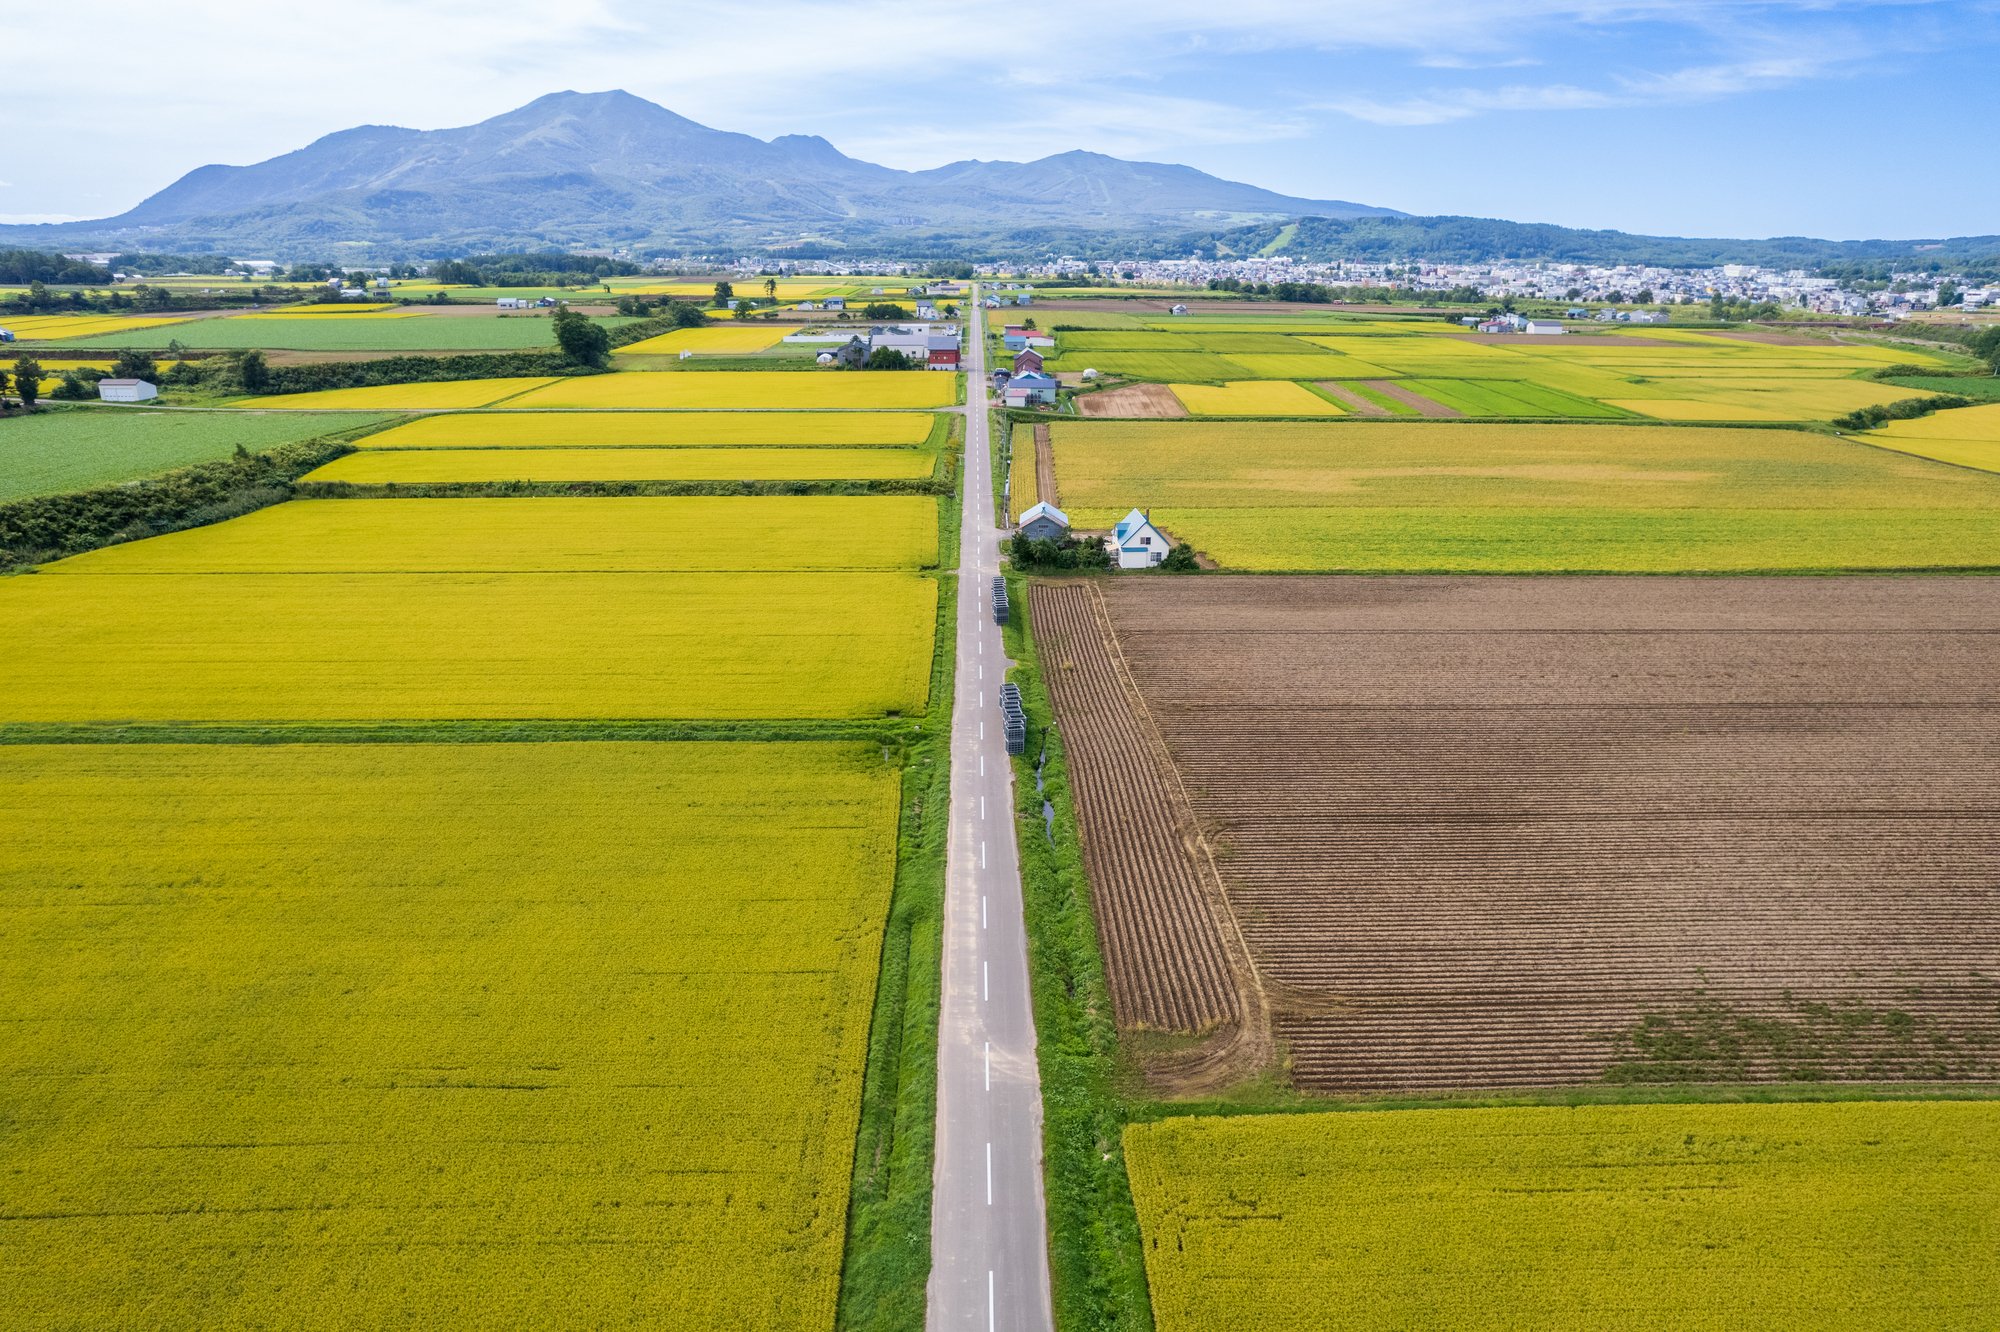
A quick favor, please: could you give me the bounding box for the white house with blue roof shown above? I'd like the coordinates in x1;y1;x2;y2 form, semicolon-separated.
1110;508;1170;569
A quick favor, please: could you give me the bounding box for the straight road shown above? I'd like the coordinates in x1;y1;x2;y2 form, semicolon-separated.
927;291;1056;1331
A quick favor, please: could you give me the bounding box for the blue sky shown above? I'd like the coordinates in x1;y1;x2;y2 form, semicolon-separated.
4;0;1994;239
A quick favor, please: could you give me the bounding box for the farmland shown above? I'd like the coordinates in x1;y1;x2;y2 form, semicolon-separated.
63;312;640;351
353;410;941;448
41;496;940;573
616;324;793;356
1125;1101;2000;1332
0;313;194;340
232;377;558;409
0;408;392;500
1863;400;2000;472
1041;419;2000;571
1166;381;1344;416
502;370;959;411
306;446;937;483
1042;318;1956;422
0;740;899;1328
1038;576;2000;1091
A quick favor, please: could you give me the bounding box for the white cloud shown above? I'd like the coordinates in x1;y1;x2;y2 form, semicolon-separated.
0;213;83;225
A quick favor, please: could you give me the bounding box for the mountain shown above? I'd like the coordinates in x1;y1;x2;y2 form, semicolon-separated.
1209;214;2000;270
0;90;1398;259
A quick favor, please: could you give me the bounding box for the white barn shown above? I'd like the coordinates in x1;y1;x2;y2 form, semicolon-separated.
98;378;158;403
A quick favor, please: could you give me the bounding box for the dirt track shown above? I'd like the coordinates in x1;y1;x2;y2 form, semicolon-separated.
1051;576;2000;1093
1033;425;1059;509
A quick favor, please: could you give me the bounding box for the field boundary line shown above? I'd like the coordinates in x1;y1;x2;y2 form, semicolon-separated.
1083;580;1275;1091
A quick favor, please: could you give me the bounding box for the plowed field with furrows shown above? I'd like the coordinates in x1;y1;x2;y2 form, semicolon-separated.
1091;576;2000;1092
1030;582;1239;1032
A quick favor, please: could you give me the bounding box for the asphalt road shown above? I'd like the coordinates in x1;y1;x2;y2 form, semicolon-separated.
926;291;1056;1331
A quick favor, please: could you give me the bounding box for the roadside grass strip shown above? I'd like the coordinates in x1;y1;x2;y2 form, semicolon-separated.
1125;1102;2000;1332
229;378;558;410
504;371;958;410
0;740;899;1329
353;410;940;448
306;446;937;484
616;325;792;356
38;496;940;574
1168;381;1346;416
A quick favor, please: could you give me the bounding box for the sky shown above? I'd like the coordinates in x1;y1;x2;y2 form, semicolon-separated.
4;0;1995;240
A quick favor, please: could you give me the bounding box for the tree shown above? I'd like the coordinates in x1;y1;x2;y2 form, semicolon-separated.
552;308;611;368
712;280;735;308
238;350;270;393
763;277;777;301
862;302;911;320
864;347;911;370
1160;542;1200;572
51;371;92;400
14;355;41;408
0;364;10;402
111;349;158;382
1939;283;1962;307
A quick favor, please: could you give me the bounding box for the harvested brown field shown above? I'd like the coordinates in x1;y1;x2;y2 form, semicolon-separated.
1034;424;1060;508
1030;583;1245;1038
1075;383;1188;418
1053;575;2000;1094
1311;382;1388;416
1360;380;1460;417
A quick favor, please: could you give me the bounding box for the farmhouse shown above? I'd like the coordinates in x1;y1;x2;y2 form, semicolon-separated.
1524;320;1565;335
1019;501;1070;541
1005;372;1059;406
926;334;961;370
1110;508;1169;568
1002;326;1030;351
98;378;158;403
1013;347;1044;375
823;297;846;311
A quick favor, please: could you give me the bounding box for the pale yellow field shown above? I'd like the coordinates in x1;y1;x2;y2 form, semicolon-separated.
353;410;939;448
306;446;937;483
1863;402;2000;473
239;303;404;316
506;370;959;410
0;314;192;341
231;378;556;409
616;325;791;355
43;496;939;573
1170;380;1345;416
0;570;937;721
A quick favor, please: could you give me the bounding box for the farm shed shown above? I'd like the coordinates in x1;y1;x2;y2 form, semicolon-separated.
98;378;158;403
1019;501;1070;542
1007;373;1059;405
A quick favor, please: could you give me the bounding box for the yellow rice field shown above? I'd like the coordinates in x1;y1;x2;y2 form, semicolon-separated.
1169;380;1345;416
231;378;556;409
616;325;792;355
0;740;899;1328
352;410;938;448
0;314;193;341
0;570;936;721
305;445;937;483
1863;402;2000;472
237;303;408;317
1126;1102;2000;1332
43;496;939;573
505;370;959;410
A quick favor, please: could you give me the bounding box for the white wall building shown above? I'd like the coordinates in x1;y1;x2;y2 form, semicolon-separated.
1109;508;1170;569
98;378;158;403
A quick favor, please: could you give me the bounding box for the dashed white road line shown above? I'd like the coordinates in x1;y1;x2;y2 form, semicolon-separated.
986;1142;993;1205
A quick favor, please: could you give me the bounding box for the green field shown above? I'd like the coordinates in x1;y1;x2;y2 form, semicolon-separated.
1883;374;2000;401
1125;1102;2000;1332
69;313;640;351
0;408;393;500
1047;419;2000;571
0;740;899;1328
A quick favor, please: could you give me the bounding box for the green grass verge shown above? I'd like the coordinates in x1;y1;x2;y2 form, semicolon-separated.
1002;571;1156;1332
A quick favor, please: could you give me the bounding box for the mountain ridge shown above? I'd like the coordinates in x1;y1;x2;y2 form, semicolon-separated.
0;89;1396;259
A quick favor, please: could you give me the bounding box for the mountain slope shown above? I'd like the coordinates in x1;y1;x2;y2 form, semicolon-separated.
0;90;1396;258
